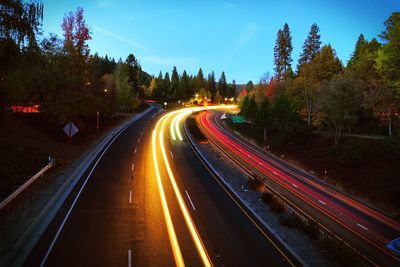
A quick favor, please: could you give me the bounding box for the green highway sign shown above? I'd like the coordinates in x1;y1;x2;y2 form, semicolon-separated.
232;115;244;124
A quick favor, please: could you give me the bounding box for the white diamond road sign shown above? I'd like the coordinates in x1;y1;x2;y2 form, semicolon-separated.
63;122;79;138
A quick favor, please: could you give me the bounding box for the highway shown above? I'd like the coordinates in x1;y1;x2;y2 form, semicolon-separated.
198;110;400;266
25;106;180;266
24;106;296;266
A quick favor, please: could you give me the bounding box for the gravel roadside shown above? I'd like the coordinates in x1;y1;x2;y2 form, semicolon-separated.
193;138;336;266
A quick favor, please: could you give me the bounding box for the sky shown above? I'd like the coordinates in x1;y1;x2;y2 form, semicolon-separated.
41;0;399;84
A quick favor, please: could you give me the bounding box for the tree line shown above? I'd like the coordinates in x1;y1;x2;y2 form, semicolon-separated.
0;1;238;132
240;12;400;146
149;67;237;103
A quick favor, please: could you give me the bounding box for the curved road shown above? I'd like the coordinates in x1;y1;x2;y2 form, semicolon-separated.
198;110;400;266
24;106;295;266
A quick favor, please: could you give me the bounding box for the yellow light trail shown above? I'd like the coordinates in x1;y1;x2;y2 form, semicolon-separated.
170;115;178;141
175;110;191;141
152;105;237;267
152;113;185;267
159;112;212;267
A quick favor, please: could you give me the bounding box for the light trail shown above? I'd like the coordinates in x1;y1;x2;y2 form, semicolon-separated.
152;105;236;266
152;105;237;266
170;115;178;141
198;111;400;263
152;114;185;267
160;110;212;267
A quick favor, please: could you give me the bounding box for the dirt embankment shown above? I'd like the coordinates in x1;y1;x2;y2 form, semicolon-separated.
0;103;148;200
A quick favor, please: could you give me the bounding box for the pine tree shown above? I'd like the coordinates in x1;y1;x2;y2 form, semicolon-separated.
231;79;237;97
152;71;164;100
298;23;321;69
313;44;342;81
178;70;190;100
218;71;227;97
281;23;293;75
125;54;139;97
376;12;400;98
347;34;368;68
274;23;293;80
196;68;206;91
274;29;284;80
170;66;179;99
207;71;216;100
163;72;170;99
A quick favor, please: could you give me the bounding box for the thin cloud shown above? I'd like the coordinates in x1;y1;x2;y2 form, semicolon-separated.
225;22;258;55
143;56;197;67
92;25;151;51
237;23;258;49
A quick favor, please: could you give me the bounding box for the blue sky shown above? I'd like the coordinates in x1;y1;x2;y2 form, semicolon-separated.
41;0;399;84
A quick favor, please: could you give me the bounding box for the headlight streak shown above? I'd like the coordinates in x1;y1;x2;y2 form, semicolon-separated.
153;105;236;266
152;113;185;267
169;105;237;143
160;110;212;267
170;115;178;141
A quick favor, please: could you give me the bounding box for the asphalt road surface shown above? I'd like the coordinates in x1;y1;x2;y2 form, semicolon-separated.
198;110;400;266
24;106;295;267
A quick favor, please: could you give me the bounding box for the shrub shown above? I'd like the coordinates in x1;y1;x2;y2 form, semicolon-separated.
269;197;286;213
261;191;274;203
301;220;320;239
279;213;300;227
248;175;263;191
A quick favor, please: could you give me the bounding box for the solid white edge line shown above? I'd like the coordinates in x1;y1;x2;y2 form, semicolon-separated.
185;190;196;211
38;107;158;267
39;125;124;267
170;151;174;158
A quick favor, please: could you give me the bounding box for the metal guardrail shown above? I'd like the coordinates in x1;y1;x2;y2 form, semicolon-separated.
0;159;56;210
